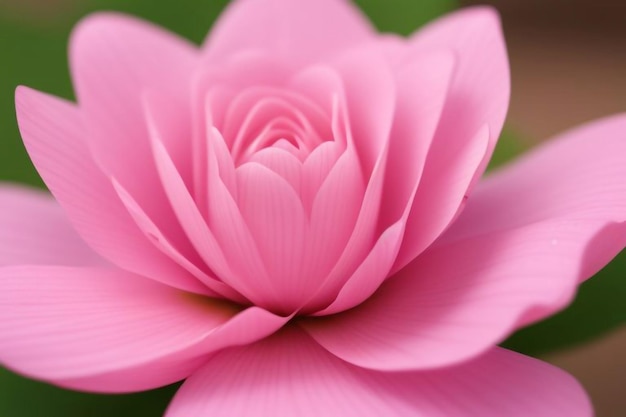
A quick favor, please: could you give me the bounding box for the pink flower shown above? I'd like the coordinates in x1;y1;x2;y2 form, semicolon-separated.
1;0;625;415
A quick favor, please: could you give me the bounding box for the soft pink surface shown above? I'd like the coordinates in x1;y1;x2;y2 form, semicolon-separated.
0;186;103;266
303;115;626;371
15;87;210;295
0;265;287;392
166;328;592;417
2;0;625;415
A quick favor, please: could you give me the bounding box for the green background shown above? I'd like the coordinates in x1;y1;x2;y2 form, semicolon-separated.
0;1;624;415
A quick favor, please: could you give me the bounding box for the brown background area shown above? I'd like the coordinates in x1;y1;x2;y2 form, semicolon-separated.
462;1;626;415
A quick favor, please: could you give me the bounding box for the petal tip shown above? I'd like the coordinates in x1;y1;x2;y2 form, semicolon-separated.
457;5;503;26
69;11;130;43
14;85;40;108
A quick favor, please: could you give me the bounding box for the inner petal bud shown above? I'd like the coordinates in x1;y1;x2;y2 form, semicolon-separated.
220;87;332;165
179;67;374;315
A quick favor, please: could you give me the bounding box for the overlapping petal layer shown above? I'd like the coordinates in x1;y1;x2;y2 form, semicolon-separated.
0;186;102;266
15;87;209;294
203;0;374;66
2;1;624;416
0;266;288;392
391;7;510;271
304;115;626;371
165;329;591;417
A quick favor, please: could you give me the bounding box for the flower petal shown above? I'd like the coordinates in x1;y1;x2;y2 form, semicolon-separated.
305;114;626;369
0;266;288;392
314;221;404;315
191;52;296;212
147;116;247;302
329;45;396;174
311;52;457;313
236;162;309;313
203;0;374;67
297;54;396;310
303;218;626;371
409;6;509;170
444;114;626;248
0;185;103;266
303;142;390;312
379;51;455;228
393;6;510;270
69;12;197;237
110;179;225;299
303;150;365;295
203;137;278;307
61;306;290;392
165;328;591;417
15;87;204;293
394;124;491;272
247;147;302;195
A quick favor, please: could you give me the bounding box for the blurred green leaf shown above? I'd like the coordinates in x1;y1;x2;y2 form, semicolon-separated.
486;128;528;171
355;0;456;35
87;0;229;43
0;368;179;417
0;19;69;187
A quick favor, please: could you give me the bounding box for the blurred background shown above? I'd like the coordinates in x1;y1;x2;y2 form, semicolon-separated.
0;0;624;415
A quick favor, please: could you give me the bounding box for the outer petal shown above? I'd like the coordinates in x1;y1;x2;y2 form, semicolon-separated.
393;124;490;272
15;86;205;293
110;179;230;299
329;45;396;174
313;51;456;314
147;116;247;302
303;115;626;371
410;6;509;172
0;185;102;266
443;114;626;246
166;328;591;417
304;219;626;371
203;0;374;67
69;13;197;240
0;266;288;392
378;51;455;228
393;6;510;270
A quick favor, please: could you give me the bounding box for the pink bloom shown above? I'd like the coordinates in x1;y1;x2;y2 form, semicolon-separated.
1;0;625;415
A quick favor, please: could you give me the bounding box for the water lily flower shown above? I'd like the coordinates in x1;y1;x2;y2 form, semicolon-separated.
1;0;625;415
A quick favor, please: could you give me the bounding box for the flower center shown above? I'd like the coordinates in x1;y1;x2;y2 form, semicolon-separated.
218;86;334;165
183;68;365;316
